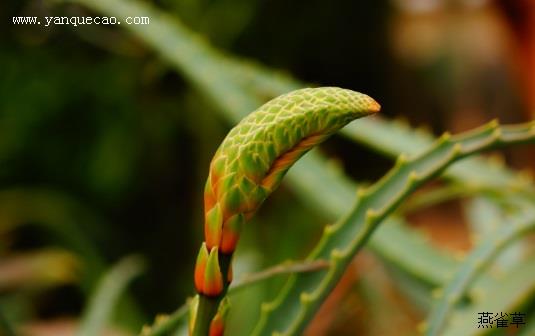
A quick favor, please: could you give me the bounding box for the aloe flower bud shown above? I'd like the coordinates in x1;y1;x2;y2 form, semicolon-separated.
194;243;224;296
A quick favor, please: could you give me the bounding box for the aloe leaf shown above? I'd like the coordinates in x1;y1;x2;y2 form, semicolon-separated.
57;0;260;117
253;122;535;335
76;255;145;336
0;249;78;291
290;152;458;287
465;197;505;236
0;188;104;280
346;120;535;195
426;199;535;335
465;196;526;272
442;257;535;336
0;188;146;329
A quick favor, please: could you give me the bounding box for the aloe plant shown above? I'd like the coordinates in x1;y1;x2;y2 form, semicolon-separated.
189;100;534;335
59;0;532;299
48;0;535;334
132;91;534;336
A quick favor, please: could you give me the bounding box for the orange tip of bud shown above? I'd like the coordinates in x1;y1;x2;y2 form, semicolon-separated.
370;100;381;113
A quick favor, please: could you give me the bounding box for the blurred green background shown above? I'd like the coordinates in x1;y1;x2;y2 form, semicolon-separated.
2;0;534;335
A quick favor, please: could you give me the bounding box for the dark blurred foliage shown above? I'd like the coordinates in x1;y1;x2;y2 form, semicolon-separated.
1;0;533;334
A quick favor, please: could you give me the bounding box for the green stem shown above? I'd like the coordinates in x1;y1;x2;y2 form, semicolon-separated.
192;296;219;336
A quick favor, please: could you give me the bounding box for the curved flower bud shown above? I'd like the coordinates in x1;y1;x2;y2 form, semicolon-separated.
203;87;380;256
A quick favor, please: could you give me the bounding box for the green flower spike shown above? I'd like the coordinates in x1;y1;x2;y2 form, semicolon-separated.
192;87;380;336
203;87;380;256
